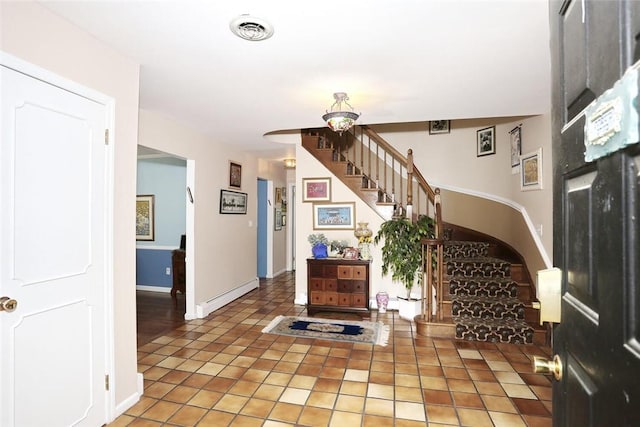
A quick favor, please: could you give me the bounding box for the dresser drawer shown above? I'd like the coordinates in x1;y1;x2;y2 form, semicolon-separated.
351;294;367;307
337;265;353;279
324;279;337;292
352;266;366;279
337;281;352;293
309;278;324;291
338;293;351;306
324;292;338;306
310;292;325;305
352;281;366;293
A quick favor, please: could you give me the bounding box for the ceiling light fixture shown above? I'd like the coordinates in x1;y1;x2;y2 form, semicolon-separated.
283;158;296;169
322;92;360;135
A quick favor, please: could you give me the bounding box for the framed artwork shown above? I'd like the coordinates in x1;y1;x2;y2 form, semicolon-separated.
220;189;247;214
510;125;522;170
429;120;450;135
520;148;543;191
343;247;360;260
275;208;283;231
477;126;496;156
302;177;331;202
229;161;242;189
275;187;282;204
136;195;155;241
312;202;355;230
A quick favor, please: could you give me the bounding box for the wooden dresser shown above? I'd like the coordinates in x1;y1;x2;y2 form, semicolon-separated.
307;258;370;316
171;249;186;307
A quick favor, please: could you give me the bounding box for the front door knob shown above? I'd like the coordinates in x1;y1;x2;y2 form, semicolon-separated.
533;354;563;381
0;296;18;312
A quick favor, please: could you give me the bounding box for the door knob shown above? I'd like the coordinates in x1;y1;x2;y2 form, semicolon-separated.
0;296;18;312
533;354;563;381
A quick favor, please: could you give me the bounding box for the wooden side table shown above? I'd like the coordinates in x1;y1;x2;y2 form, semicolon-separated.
171;249;186;307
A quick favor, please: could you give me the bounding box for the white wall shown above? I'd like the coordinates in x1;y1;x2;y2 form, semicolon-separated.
1;1;140;410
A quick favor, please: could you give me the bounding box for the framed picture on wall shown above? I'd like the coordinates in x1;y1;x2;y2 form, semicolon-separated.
220;189;247;214
520;148;543;191
429;120;450;134
477;126;496;157
302;177;331;202
136;195;155;241
229;161;242;189
509;125;522;170
312;202;355;230
275;208;283;231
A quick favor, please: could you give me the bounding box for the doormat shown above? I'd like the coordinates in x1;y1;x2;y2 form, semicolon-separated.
261;315;389;346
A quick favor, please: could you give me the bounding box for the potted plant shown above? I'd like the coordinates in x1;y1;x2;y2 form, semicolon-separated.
374;215;435;319
308;233;329;258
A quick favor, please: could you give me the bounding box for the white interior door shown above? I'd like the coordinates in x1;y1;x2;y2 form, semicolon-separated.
1;63;109;426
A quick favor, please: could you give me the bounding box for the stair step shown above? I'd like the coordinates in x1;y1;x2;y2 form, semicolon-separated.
447;257;511;279
454;317;534;344
444;241;489;259
451;296;525;320
448;277;518;298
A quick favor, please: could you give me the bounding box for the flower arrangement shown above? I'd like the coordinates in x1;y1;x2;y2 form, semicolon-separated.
307;233;328;246
358;235;372;244
329;239;349;254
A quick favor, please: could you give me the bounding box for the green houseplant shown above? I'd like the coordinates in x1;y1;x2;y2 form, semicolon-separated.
374;215;435;299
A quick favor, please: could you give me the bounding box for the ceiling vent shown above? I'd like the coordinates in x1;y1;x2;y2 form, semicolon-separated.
230;15;274;41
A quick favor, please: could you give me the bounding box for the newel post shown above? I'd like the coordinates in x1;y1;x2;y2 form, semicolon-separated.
407;149;414;210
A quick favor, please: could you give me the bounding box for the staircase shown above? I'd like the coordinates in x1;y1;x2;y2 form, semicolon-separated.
301;126;545;345
445;240;535;344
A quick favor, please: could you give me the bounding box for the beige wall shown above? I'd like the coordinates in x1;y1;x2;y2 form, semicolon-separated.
372;114;553;267
1;1;140;410
138;109;264;299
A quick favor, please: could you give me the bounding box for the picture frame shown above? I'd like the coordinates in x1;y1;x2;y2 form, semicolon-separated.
275;208;283;231
136;195;155;241
477;126;496;156
312;202;355;230
429;120;450;135
220;189;247;214
229;161;242;189
302;177;331;202
343;247;360;260
509;125;522;170
275;187;282;204
520;148;543;191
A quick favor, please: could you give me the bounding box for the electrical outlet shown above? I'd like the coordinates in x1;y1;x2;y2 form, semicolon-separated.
536;224;543;237
165;267;171;275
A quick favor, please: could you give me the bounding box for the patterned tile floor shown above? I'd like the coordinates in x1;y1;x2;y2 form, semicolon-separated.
110;272;553;426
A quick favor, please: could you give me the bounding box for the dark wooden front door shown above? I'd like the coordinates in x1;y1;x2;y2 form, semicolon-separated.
550;0;640;425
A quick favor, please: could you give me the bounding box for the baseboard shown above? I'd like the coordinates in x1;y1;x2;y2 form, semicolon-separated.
113;373;144;420
136;285;171;293
271;267;287;278
196;277;259;318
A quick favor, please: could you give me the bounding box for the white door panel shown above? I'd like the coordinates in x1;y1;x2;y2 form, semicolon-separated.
1;64;108;427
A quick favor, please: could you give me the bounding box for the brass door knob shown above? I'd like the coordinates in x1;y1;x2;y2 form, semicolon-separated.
533;354;563;381
0;296;18;312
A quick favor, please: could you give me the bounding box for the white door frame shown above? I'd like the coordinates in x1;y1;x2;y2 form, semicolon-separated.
0;51;115;422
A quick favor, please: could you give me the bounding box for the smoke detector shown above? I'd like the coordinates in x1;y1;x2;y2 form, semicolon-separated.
230;15;274;41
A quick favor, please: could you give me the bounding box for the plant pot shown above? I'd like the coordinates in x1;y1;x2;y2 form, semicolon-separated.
312;243;328;259
398;297;422;321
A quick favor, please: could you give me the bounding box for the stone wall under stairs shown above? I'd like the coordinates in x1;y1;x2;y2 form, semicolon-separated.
445;240;536;344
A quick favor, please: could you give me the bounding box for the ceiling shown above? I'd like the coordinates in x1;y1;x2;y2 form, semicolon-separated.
41;1;551;161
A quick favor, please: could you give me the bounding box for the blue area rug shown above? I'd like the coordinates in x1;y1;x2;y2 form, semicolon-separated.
261;315;389;346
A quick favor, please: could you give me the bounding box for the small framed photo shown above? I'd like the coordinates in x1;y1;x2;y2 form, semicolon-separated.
136;195;155;241
477;126;496;157
520;148;543;191
229;161;242;189
275;187;282;204
302;177;331;202
275;208;283;230
343;247;360;260
312;202;355;230
429;120;450;135
220;189;247;214
510;126;522;169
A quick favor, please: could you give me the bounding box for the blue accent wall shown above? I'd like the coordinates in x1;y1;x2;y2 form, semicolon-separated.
137;156;186;247
136;156;186;288
136;248;172;287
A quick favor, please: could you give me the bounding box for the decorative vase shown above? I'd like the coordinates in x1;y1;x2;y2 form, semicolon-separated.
376;291;389;313
354;222;373;240
359;242;371;260
312;243;328;259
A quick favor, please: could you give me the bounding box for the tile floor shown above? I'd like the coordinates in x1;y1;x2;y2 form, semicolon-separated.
110;272;553;426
